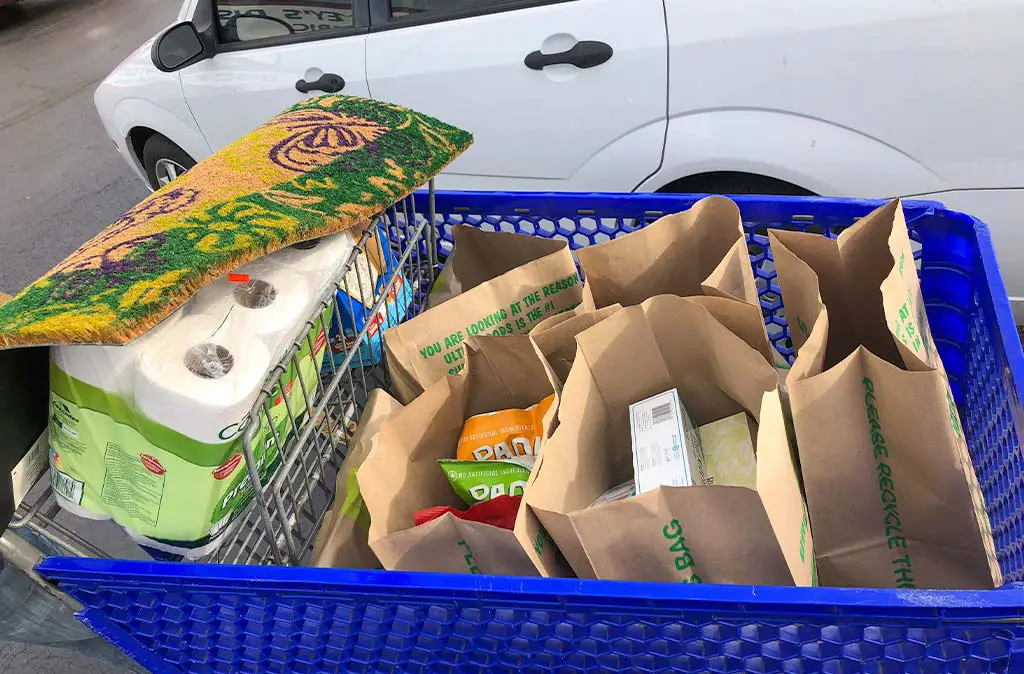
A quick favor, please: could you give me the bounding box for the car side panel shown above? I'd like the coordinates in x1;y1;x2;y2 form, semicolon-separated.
115;98;211;170
637;109;947;197
94;44;212;187
429;117;668;192
364;0;667;190
663;0;1024;193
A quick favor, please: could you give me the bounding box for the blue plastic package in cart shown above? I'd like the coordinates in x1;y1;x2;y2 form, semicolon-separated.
325;222;414;370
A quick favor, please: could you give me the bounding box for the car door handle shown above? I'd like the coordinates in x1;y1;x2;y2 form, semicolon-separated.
295;73;346;94
524;41;613;71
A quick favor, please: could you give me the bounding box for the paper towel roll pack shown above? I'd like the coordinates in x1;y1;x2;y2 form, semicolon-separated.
268;232;356;284
135;314;273;445
189;259;314;350
47;241;345;558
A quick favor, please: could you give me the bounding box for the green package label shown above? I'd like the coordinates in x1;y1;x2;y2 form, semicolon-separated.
48;312;330;556
440;457;534;506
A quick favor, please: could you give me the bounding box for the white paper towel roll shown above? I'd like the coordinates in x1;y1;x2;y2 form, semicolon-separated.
266;233;356;288
51;308;184;394
187;259;312;344
135;314;272;444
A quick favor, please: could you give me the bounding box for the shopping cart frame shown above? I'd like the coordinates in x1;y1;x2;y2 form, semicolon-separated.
9;184;438;569
7;189;1024;673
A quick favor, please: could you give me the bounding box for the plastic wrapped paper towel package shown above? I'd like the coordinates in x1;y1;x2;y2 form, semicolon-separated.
47;233;356;558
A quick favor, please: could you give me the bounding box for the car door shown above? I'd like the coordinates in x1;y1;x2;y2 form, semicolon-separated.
180;0;370;152
364;0;667;192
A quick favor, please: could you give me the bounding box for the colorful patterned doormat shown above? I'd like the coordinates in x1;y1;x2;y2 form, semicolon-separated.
0;96;472;348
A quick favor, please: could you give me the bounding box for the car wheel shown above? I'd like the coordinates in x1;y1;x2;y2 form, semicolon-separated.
141;135;196;189
657;171;815;197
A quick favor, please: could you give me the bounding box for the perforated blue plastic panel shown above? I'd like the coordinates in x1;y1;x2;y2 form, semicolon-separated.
38;192;1024;674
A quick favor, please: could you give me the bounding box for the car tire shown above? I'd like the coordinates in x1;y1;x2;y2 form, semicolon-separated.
141;135;196;190
658;171;816;197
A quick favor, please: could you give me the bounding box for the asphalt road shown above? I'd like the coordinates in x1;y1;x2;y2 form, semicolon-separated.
0;1;179;671
0;0;175;294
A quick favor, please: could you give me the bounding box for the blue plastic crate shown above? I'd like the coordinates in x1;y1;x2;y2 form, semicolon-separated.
38;191;1024;674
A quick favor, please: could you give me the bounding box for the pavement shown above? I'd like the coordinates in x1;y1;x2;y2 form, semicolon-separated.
0;0;179;671
0;0;175;294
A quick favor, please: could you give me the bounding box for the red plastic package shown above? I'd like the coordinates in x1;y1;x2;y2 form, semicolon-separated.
414;495;522;530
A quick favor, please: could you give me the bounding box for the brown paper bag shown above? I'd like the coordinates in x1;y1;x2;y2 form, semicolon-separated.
384;226;583;403
577;196;759;310
360;335;550;575
428;225;568;306
770;199;1000;589
529;304;623;389
517;295;815;586
528;294;774;395
574;195;774;363
311;389;403;569
517;295;776;577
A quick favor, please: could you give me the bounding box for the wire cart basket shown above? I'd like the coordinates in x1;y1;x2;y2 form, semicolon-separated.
6;187;1024;673
10;184;440;569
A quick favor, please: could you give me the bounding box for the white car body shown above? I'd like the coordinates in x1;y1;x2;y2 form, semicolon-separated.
96;0;1024;319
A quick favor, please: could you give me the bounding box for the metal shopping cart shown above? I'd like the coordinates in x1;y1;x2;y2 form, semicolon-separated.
5;187;1024;673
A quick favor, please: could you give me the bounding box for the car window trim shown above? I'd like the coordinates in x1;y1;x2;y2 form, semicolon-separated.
215;25;367;52
207;0;369;52
367;0;578;32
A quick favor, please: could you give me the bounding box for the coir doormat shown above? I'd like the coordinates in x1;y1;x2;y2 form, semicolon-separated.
0;95;472;348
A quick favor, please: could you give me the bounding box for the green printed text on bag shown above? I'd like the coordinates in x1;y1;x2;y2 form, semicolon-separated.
384;226;582;402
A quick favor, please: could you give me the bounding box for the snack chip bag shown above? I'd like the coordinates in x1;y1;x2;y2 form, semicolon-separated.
440;457;534;506
414;495;523;531
456;394;555;462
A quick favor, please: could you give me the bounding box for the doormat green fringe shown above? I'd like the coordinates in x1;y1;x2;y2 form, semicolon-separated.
0;95;472;348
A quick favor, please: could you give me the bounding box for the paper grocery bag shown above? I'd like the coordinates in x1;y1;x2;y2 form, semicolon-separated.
385;226;582;402
770;199;1000;589
575;195;772;362
428;225;569;306
368;512;535;575
517;295;814;585
571;483;793;585
577;196;759;310
360;335;549;575
528;294;773;395
529;304;623;389
311;389;403;569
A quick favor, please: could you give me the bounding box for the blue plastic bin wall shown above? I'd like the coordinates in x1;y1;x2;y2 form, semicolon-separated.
38;192;1024;674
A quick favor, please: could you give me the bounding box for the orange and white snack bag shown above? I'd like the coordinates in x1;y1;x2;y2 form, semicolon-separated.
456;394;556;462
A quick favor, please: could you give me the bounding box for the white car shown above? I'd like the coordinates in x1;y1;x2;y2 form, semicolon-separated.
95;0;1024;320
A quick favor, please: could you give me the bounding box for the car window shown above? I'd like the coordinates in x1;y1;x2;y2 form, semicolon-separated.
387;0;502;20
216;0;355;43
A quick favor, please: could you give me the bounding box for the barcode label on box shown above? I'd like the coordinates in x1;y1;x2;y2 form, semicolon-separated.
651;402;673;425
52;469;84;506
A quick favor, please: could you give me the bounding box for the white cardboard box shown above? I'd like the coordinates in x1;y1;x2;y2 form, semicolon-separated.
629;389;706;494
12;432;48;509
